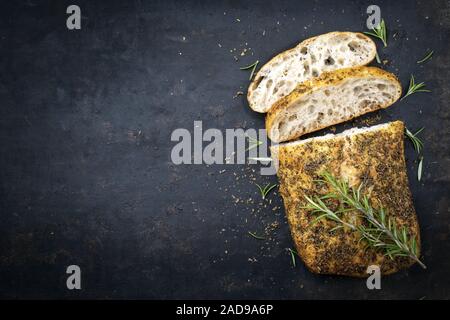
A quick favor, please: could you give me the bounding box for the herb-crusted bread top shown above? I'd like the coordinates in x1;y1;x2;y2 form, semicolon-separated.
272;121;421;276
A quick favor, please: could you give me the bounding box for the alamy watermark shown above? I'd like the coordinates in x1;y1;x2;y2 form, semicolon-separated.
66;265;81;290
170;121;277;175
66;5;81;30
366;4;381;29
366;265;381;290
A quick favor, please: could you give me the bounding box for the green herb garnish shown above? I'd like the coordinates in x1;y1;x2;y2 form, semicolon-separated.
405;127;424;154
364;19;387;47
248;231;265;240
288;248;297;267
255;183;277;200
303;171;426;269
417;50;434;64
375;51;382;64
240;60;259;80
405;128;425;182
401;75;430;101
245;135;263;152
418;157;423;182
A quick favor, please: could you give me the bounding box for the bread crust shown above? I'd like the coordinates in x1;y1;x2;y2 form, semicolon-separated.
266;66;402;142
247;31;377;113
273;121;421;276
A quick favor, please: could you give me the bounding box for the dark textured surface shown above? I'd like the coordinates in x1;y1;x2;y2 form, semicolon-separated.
0;0;449;299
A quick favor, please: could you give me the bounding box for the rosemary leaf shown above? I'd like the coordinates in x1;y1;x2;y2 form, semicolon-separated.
375;51;382;64
255;183;277;200
418;157;423;182
417;50;434;64
245;135;263;152
288;248;297;267
240;60;259;80
255;183;264;196
263;184;277;199
405;127;424;154
240;60;258;70
248;231;265;240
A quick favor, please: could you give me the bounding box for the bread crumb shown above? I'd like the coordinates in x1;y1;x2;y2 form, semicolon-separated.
233;91;244;99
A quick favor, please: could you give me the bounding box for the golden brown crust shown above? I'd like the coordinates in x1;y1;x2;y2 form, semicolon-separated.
273;121;421;277
247;32;376;113
266;66;402;142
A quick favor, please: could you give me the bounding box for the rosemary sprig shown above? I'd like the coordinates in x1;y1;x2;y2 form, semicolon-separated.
288;248;297;267
401;75;430;101
255;183;277;200
240;60;259;80
303;172;426;269
405;127;424;154
364;19;387;47
405;128;425;181
417;50;433;64
418;157;424;182
248;231;265;240
245;135;263;152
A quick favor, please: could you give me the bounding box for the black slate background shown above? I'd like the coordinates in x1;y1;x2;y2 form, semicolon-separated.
0;0;449;299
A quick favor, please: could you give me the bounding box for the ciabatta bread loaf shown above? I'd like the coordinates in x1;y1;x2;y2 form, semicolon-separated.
248;32;376;113
272;121;421;276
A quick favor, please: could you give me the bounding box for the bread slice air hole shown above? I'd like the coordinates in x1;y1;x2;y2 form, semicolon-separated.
278;121;286;135
304;63;310;73
353;86;362;93
273;86;279;94
324;56;335;65
347;41;360;52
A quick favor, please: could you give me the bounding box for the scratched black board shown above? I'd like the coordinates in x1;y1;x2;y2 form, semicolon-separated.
0;0;449;299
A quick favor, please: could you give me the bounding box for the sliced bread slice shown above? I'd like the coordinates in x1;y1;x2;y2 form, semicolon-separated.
266;66;402;143
247;32;376;113
272;121;421;276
